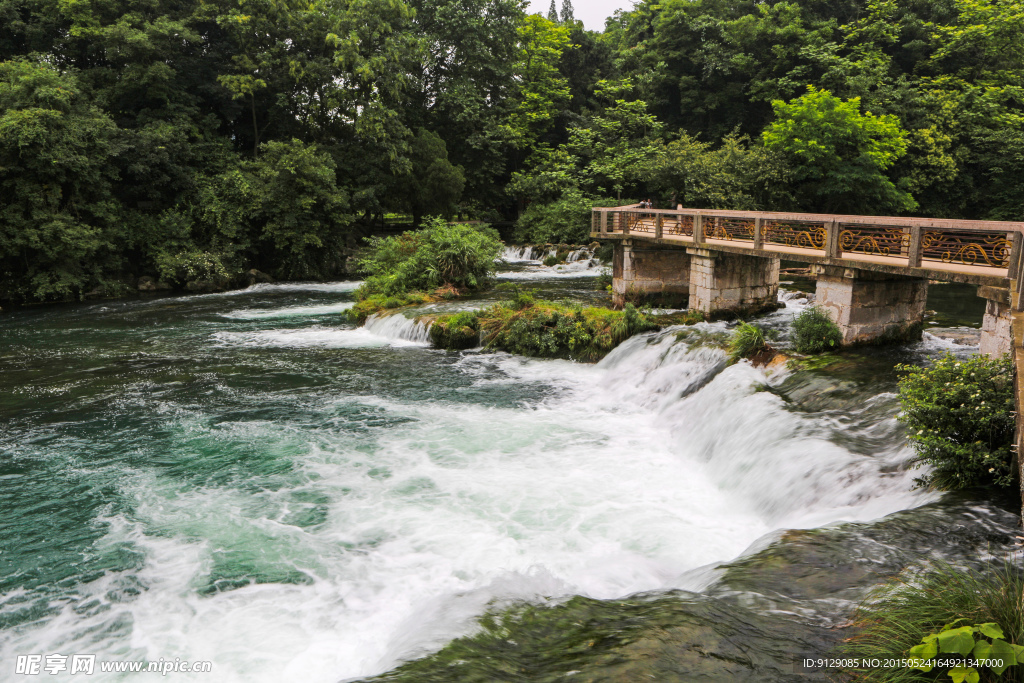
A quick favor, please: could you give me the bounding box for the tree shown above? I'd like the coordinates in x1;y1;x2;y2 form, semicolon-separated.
0;60;123;300
560;0;574;23
404;0;524;209
507;14;571;152
570;79;663;199
395;129;466;226
547;0;557;22
189;139;352;279
761;86;914;214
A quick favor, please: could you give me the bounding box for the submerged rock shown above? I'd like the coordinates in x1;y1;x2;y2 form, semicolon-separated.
137;276;173;292
185;279;227;293
245;269;274;286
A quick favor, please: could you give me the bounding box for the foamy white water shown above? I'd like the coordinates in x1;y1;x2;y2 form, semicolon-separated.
222;302;355;320
210;317;429;349
0;297;935;683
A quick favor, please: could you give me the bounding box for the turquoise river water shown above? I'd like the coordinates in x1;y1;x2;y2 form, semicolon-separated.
0;251;1020;682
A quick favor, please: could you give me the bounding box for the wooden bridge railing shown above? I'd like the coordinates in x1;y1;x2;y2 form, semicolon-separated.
592;206;1024;277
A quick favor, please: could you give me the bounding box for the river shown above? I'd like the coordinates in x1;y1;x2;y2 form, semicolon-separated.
0;252;1019;682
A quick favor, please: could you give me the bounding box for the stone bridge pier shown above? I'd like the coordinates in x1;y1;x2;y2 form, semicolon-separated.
811;265;928;345
612;241;690;308
980;285;1013;358
686;248;780;317
612;242;779;317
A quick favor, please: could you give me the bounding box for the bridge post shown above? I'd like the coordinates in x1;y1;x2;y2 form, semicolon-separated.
611;241;690;308
686;248;780;318
694;214;705;245
979;286;1013;358
825;220;841;258
812;266;927;344
753;217;763;250
907;227;923;268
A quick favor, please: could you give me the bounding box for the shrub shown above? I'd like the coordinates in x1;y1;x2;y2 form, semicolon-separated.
543;254;561;267
436;300;660;361
896;353;1015;490
355;217;503;298
155;249;232;286
840;563;1024;683
792;306;842;353
514;190;594;244
430;311;481;350
728;322;769;361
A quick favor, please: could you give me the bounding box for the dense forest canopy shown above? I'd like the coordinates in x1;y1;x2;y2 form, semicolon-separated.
1;0;1022;301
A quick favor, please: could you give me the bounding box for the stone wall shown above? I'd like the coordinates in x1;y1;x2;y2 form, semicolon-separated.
814;267;927;344
611;242;690;307
687;249;779;317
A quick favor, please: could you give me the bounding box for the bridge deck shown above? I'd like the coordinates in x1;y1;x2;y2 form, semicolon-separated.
591;206;1024;286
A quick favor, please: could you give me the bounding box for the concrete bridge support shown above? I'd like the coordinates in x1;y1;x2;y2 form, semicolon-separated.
812;266;927;345
686;248;780;318
979;286;1013;358
612;241;690;308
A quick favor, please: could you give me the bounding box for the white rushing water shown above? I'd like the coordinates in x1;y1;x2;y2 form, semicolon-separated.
0;295;936;683
497;245;606;280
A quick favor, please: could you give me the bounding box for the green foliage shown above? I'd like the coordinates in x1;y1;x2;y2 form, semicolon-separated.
0;60;122;300
895;354;1015;490
907;621;1024;682
443;300;659;361
395;129;466;225
762;86;914;214
355;217;504;298
570;79;663;200
792;307;843;354
429;311;481;350
841;563;1024;683
516;189;594;244
728;322;770;362
5;0;1024;303
155;250;231;286
347;291;431;324
646;133;791;210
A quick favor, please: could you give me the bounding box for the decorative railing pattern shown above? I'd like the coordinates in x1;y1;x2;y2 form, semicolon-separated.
763;220;826;251
839;224;908;258
706;217;756;243
922;231;1013;268
591;205;1024;278
666;214;694;237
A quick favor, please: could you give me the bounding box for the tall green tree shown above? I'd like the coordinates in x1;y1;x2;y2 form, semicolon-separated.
762;86;913;214
393;129;466;226
0;60;123;299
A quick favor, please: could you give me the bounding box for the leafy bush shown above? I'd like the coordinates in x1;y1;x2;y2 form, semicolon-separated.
155;249;232;285
428;300;659;361
728;322;770;361
514;193;630;245
429;311;481;350
896;353;1015;490
356;217;503;298
840;563;1024;683
543;254;562;267
515;190;594;245
907;621;1023;682
792;306;843;353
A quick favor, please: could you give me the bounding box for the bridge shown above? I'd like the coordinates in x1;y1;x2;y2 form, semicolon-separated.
593;203;1024;521
591;204;1024;357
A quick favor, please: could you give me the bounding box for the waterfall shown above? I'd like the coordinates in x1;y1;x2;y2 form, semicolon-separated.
364;313;433;344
